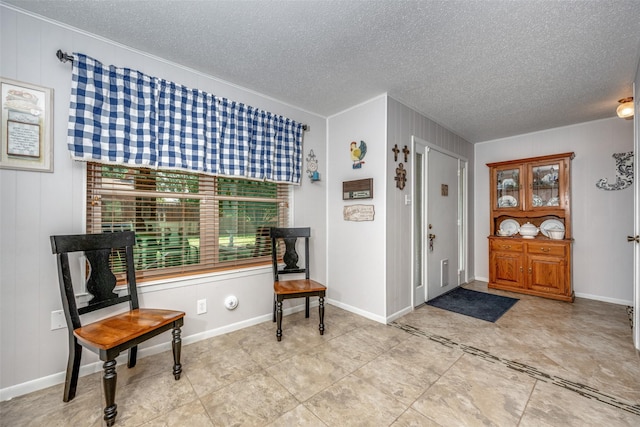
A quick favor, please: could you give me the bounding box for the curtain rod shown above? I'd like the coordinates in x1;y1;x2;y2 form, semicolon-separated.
55;49;308;131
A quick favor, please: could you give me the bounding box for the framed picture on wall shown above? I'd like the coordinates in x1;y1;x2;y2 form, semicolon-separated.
0;77;54;172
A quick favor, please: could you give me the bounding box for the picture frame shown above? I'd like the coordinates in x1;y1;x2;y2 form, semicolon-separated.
0;77;54;172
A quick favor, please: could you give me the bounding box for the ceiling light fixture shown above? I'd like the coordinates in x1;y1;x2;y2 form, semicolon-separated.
616;97;634;120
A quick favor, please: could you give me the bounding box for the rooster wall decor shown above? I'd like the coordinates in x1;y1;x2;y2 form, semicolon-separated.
350;140;367;169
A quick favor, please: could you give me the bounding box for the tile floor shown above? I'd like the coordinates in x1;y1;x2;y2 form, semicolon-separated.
2;281;640;426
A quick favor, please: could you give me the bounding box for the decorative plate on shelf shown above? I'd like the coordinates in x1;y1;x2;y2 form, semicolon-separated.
540;219;564;237
546;197;559;206
498;195;517;207
498;219;520;236
532;195;543;207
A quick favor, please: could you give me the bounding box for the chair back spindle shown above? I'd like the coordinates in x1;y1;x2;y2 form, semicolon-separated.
51;231;138;318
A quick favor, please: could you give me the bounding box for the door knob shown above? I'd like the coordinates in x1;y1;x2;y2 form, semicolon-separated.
428;234;436;240
628;235;640;243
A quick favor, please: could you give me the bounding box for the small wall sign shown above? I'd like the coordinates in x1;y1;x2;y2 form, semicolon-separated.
441;184;448;196
343;204;375;221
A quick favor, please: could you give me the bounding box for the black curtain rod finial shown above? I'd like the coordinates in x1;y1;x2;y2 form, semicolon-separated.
56;49;74;64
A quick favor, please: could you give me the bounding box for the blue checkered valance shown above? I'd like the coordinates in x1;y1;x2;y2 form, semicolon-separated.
67;53;303;184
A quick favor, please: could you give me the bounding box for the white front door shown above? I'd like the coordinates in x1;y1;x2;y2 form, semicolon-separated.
412;137;467;305
426;146;460;300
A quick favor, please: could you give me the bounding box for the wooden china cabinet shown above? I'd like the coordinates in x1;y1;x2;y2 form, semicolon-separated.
487;152;574;302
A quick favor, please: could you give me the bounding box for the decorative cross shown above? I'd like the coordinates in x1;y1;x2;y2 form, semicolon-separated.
403;145;410;163
395;163;407;190
392;144;400;162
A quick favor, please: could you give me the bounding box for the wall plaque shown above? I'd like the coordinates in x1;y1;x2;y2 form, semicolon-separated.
343;178;373;200
343;204;375;221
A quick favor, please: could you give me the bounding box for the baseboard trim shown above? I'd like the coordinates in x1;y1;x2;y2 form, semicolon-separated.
386;306;413;323
325;298;386;324
574;292;633;306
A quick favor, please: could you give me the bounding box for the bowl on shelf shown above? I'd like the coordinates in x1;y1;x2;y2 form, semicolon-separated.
518;222;539;239
546;227;565;240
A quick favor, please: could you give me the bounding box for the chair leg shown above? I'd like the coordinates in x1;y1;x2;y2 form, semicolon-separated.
305;296;310;318
318;296;325;335
272;294;277;323
63;337;82;402
172;326;183;380
102;359;118;427
276;298;283;341
127;345;138;368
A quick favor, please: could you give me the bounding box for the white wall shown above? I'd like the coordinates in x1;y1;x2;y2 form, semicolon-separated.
326;95;388;321
474;118;635;304
0;6;326;398
385;98;474;318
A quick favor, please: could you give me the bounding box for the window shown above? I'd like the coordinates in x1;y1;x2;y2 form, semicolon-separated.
87;163;289;281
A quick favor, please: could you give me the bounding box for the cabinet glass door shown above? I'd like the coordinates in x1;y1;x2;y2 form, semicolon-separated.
530;163;560;207
496;168;520;208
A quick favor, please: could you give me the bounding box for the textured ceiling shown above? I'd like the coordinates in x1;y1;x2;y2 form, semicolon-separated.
3;0;640;142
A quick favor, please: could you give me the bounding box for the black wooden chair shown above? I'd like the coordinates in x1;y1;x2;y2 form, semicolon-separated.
270;227;326;341
50;231;185;427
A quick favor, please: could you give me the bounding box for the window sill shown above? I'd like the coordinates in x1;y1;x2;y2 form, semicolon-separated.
136;264;272;294
75;264;272;303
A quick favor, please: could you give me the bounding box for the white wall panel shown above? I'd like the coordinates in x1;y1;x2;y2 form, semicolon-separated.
327;95;387;318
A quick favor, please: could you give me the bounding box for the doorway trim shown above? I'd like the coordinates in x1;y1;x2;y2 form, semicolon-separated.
411;135;468;307
633;82;639;350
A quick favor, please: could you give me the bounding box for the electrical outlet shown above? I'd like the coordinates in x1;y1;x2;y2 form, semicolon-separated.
51;310;66;330
197;299;207;315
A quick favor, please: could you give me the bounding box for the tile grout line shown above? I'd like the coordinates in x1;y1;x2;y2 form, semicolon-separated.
389;321;640;417
517;377;540;426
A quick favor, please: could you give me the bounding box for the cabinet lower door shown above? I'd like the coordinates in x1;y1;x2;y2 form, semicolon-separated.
490;251;524;288
528;255;566;295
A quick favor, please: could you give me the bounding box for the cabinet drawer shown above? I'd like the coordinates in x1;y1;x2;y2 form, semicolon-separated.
527;243;565;257
490;240;524;252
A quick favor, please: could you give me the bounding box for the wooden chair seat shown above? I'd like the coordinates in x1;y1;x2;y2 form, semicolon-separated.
74;308;185;350
274;279;326;295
